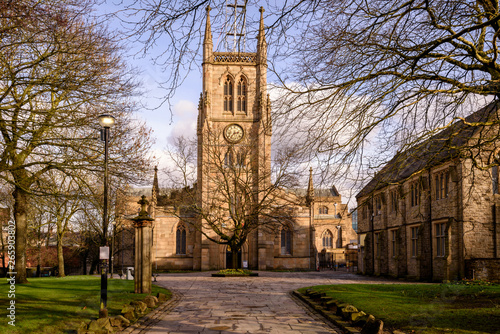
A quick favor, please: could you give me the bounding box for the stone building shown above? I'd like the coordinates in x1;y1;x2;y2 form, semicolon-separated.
120;6;356;271
356;102;500;282
146;169;355;271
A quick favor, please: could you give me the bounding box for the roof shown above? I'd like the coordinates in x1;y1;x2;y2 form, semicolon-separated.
357;101;500;198
315;186;340;197
288;186;341;198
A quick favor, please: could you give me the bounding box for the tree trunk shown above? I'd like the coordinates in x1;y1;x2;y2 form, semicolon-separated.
82;250;88;275
13;187;29;283
57;232;65;277
1;225;6;273
89;258;99;275
232;249;239;269
37;226;41;277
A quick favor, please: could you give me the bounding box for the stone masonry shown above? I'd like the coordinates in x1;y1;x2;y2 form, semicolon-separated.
357;102;500;282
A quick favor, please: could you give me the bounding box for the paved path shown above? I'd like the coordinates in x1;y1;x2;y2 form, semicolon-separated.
131;270;400;334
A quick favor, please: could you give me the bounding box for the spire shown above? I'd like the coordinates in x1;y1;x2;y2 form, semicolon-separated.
257;6;267;63
150;165;159;219
152;165;159;203
203;5;213;62
306;167;314;206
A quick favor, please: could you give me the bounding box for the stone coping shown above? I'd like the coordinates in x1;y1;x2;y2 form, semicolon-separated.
211;273;259;277
292;290;363;334
118;292;182;334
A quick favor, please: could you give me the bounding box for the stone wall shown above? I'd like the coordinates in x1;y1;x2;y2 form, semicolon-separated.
465;259;500;282
357;157;499;281
461;160;496;259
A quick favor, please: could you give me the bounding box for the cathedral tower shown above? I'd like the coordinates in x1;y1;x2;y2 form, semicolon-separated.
143;6;354;271
196;5;271;270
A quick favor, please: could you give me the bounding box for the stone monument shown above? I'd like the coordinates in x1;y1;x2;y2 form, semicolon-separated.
132;195;154;293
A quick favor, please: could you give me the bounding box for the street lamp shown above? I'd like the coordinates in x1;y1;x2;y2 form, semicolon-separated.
99;114;116;128
98;114;115;318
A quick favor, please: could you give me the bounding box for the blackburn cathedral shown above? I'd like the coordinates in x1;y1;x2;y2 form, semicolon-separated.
122;6;357;271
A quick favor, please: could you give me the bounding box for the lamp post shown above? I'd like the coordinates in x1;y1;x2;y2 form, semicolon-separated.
121;221;124;278
110;221;115;278
98;114;115;318
336;224;342;270
153;223;157;282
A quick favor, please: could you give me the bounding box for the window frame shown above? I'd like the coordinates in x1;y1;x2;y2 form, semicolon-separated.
410;226;418;258
391;229;397;258
236;76;247;113
375;196;382;216
322;230;333;249
410;182;420;207
236;151;245;168
224;149;234;168
176;224;187;255
223;76;234;113
390;189;399;213
281;225;292;255
435;222;446;257
435;171;449;200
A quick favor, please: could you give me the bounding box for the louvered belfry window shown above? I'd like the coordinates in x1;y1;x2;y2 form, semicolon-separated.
237;77;247;112
224;76;233;113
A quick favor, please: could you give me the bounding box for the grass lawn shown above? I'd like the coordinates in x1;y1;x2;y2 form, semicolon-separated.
299;283;500;334
0;275;171;334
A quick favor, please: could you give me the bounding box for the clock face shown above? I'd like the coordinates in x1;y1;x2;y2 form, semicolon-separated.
224;124;244;143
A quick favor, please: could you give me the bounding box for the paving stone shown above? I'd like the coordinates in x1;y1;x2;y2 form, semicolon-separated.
126;270;402;334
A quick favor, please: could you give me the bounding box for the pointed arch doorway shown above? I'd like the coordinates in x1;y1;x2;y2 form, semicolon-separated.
223;243;249;269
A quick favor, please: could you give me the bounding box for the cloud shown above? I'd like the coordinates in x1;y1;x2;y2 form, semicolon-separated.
168;100;198;144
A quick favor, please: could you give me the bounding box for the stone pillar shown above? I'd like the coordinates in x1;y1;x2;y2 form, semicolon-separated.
132;195;154;294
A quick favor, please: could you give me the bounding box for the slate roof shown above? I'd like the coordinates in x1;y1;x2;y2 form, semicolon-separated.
290;186;341;198
315;186;340;197
356;101;500;198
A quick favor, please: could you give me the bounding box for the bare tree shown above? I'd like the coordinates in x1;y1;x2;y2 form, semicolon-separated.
274;1;500;179
31;172;86;277
164;131;302;269
72;179;139;275
0;0;154;283
113;0;500;193
163;136;197;189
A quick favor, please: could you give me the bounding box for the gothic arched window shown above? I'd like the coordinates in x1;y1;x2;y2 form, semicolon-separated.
224;76;234;113
322;230;333;248
176;224;187;255
281;225;292;255
236;151;245;168
224;149;234;168
319;206;329;215
237;77;247;113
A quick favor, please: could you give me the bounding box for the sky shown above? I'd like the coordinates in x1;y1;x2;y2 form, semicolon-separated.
95;2;261;164
96;2;200;167
95;1;353;205
96;1;265;166
92;1;500;210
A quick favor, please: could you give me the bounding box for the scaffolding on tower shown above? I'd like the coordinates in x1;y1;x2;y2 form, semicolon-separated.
224;0;248;53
